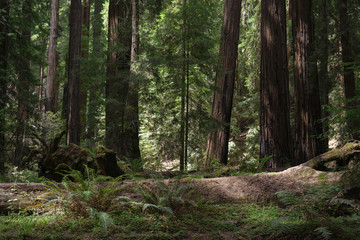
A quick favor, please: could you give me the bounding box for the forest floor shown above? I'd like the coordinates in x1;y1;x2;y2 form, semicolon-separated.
1;142;360;239
0;169;359;239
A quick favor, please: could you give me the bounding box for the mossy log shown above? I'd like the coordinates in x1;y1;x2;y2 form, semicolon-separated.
23;131;128;181
302;141;360;170
1;142;360;213
39;143;97;181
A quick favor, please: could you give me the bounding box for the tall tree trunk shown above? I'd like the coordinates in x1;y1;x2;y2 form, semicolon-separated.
66;0;82;145
122;0;141;162
318;0;329;149
205;0;242;167
15;0;32;166
180;0;187;171
185;17;190;171
291;0;324;164
45;0;60;113
38;65;44;111
87;0;104;143
80;0;91;140
0;0;9;173
260;0;293;168
338;0;359;139
106;0;132;159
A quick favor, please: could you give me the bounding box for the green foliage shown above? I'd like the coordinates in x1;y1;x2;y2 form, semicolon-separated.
139;0;222;169
276;184;357;219
314;227;332;240
43;166;122;215
238;155;271;173
1;165;40;183
273;184;359;239
126;157;144;173
42;166;133;234
1;199;360;239
135;176;196;216
325;93;360;145
29;112;65;143
340;159;360;190
229;94;261;168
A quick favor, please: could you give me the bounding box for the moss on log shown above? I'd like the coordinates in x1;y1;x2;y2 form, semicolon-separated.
302;141;360;169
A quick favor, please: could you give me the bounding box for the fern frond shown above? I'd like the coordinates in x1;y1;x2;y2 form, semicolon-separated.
115;196;132;202
330;197;357;209
314;227;332;240
97;211;113;233
275;190;302;206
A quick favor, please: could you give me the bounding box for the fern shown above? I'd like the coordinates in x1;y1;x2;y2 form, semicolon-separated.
275;190;302;206
329;197;356;209
134;177;195;216
142;203;174;215
314;227;332;240
86;207;113;234
43;166;125;217
97;211;113;233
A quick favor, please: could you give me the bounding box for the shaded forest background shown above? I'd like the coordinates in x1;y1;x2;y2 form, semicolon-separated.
0;0;359;180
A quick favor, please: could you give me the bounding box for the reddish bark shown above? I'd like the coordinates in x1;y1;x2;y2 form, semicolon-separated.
260;0;293;168
205;0;242;167
66;0;82;145
291;0;325;163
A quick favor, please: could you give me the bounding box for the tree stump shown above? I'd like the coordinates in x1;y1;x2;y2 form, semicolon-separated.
95;145;124;178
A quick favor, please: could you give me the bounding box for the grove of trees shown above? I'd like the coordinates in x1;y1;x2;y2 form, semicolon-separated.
0;0;359;177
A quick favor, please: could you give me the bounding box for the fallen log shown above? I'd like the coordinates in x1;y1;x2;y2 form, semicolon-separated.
1;142;359;214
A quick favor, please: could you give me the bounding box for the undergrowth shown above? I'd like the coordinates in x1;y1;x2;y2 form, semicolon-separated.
1;168;360;240
272;184;360;240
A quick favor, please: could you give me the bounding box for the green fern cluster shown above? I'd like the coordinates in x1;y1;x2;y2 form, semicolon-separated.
276;184;356;219
273;184;359;239
42;166;125;233
134;177;196;216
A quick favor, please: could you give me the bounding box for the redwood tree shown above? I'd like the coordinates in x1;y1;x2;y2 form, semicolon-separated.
15;0;32;166
260;0;293;168
0;0;9;173
318;0;329;149
205;0;241;167
291;0;324;163
80;0;91;140
106;0;134;160
45;0;60;113
87;0;104;143
66;0;82;145
122;0;141;162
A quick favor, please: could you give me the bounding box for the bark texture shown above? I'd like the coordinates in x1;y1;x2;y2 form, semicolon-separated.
95;146;124;177
180;0;186;171
0;0;9;173
87;0;104;143
260;0;293;168
291;0;324;164
123;0;141;162
45;0;60;113
106;0;132;159
318;0;329;149
205;0;242;167
80;0;91;140
66;0;82;145
15;0;32;166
